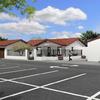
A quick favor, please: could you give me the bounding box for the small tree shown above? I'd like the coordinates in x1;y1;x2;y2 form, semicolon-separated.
13;43;32;56
0;0;36;16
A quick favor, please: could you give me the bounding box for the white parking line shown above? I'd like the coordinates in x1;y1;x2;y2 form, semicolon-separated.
87;91;100;100
0;77;38;87
42;73;86;87
62;64;79;67
71;65;79;67
50;66;68;69
42;87;100;100
11;70;59;80
0;87;39;100
42;87;89;98
0;67;36;75
0;77;39;100
0;70;59;83
0;66;19;70
0;73;92;100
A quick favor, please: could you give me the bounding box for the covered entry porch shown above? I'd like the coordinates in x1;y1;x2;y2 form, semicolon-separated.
33;46;67;60
33;46;83;61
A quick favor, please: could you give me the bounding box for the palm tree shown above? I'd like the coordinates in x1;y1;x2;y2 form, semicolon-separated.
80;30;99;44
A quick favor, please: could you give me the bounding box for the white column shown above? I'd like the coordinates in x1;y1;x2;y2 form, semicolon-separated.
25;49;28;60
4;48;7;59
33;48;37;60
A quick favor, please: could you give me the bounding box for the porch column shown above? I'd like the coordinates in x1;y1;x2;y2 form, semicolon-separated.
33;48;37;60
25;49;28;60
4;48;7;59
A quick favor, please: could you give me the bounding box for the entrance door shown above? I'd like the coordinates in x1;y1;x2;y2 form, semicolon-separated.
47;47;51;56
0;48;4;58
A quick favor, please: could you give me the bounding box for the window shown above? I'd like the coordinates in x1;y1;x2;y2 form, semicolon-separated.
7;49;25;56
52;49;57;56
7;49;12;55
36;47;42;56
57;47;62;56
70;49;82;56
71;47;74;51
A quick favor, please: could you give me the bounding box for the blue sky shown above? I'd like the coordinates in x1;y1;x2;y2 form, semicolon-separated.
0;0;100;40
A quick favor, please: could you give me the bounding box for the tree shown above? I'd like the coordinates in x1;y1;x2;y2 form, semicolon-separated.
0;0;36;16
0;37;7;40
80;30;99;44
12;42;32;56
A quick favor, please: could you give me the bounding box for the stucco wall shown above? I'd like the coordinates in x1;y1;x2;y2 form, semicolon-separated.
84;39;100;62
4;49;28;60
4;41;28;60
66;41;85;50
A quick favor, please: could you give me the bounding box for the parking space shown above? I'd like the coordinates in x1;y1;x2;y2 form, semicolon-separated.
0;60;100;100
4;88;86;100
0;81;34;98
47;73;100;96
15;70;84;86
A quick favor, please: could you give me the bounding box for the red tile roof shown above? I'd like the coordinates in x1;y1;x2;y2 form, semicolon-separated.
28;39;45;46
28;38;79;46
0;39;23;47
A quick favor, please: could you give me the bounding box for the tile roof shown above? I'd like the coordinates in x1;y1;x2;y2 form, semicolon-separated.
28;38;79;46
0;39;23;47
28;39;45;46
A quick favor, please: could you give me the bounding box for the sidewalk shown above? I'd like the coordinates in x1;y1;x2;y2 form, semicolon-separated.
40;60;100;66
2;59;100;66
66;60;100;66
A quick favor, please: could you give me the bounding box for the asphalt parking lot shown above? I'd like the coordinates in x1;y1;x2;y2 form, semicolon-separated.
0;60;100;100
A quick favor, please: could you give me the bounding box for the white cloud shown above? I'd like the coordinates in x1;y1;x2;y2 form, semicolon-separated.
33;6;87;25
0;13;19;21
72;32;81;37
51;31;82;38
0;33;8;38
52;31;70;38
0;6;87;39
0;19;46;34
55;34;69;39
78;25;84;30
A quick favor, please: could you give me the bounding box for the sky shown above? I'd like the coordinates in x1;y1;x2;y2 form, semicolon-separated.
0;0;100;41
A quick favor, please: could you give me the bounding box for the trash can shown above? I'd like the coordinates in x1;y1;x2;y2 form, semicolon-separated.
58;55;63;60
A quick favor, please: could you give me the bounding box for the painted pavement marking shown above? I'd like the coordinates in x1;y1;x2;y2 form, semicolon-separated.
11;70;59;80
42;73;86;87
0;73;98;100
87;91;100;100
62;64;79;67
0;77;38;87
0;66;20;70
0;72;99;100
50;66;68;69
0;77;39;100
0;70;59;83
0;67;37;75
42;86;89;98
0;87;39;100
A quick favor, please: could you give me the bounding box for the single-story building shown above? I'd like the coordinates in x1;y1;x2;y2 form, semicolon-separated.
28;38;86;61
83;37;100;62
0;39;31;60
0;38;86;61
